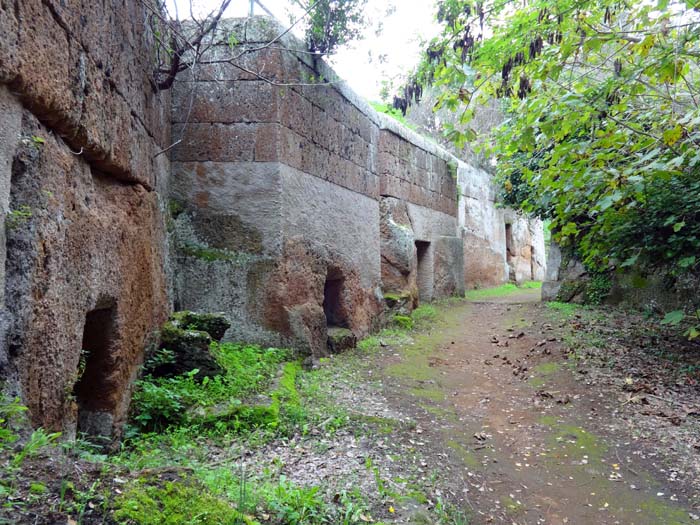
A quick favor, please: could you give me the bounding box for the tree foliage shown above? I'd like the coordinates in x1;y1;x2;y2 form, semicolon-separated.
299;0;369;55
417;0;700;275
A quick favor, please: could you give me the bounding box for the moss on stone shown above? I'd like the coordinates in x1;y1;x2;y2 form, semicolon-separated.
327;327;356;353
556;279;588;303
168;199;185;218
179;243;237;262
153;315;225;379
447;160;458;180
159;321;210;349
171;311;230;341
114;478;249;525
383;291;412;302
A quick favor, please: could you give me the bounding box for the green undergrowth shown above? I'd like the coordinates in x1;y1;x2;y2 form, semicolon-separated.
369;101;416;129
4;301;473;524
545;301;580;319
358;303;440;354
114;478;253;525
465;282;541;300
113;471;371;525
129;343;292;433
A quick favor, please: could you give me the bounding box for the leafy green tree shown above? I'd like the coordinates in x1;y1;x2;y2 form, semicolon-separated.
416;0;700;276
296;0;369;55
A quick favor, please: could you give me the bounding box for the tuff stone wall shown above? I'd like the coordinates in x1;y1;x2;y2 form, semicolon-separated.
171;18;467;357
458;163;545;288
0;1;171;438
0;6;546;438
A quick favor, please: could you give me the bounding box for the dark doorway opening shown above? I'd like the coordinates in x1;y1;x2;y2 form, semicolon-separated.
323;268;347;328
505;223;515;281
415;241;431;303
505;223;513;256
73;304;118;438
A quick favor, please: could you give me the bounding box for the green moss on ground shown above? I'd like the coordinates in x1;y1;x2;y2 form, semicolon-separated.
465;282;542;300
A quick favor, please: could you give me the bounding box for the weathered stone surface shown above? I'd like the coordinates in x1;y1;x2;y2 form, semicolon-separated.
0;87;21;308
172;123;280;163
462;231;508;289
327;327;357;353
383;292;414;317
170;161;283;256
6;113;169;437
170;311;231;341
379;196;463;306
172;80;278;124
0;0;170;187
433;236;466;298
287;302;328;358
380;197;417;297
151;318;224;380
541;242;564;301
541;242;588;302
0;0;173;438
280;165;381;289
378;129;457;217
261;238;378;358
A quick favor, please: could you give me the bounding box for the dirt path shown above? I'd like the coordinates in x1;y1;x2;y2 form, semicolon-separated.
378;290;697;524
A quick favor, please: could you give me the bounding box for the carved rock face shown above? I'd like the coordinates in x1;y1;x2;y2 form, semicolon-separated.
5;115;169;438
261;238;378;359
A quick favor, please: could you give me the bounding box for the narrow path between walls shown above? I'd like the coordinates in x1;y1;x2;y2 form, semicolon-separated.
4;286;699;524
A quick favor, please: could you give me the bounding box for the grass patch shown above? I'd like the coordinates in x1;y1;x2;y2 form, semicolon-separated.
533;362;560;376
541;421;607;462
369;101;416;129
409;387;445;402
411;304;438;327
465;282;541;300
393;314;414;330
356;328;413;353
545;301;579;318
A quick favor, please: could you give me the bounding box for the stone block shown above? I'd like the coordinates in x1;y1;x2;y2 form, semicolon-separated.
327;327;357;353
170;311;231;341
172;123;256;162
173;80;278;124
152;320;224;380
7;112;169;436
434;236;466;299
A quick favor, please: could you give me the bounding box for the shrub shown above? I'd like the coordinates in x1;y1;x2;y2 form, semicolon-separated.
129;344;292;433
